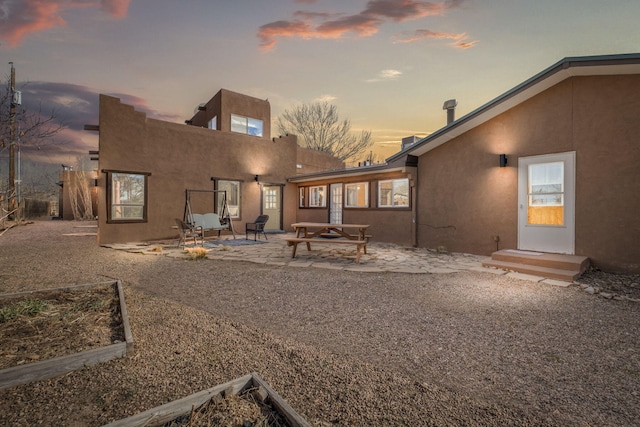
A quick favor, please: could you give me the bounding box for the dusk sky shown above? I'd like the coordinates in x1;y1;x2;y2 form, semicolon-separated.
1;0;639;165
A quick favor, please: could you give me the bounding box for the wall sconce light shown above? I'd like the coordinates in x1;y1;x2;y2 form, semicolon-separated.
254;175;260;183
93;179;98;187
499;154;508;168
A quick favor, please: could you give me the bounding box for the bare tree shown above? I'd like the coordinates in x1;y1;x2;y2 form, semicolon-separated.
276;102;373;161
67;156;94;221
0;66;65;221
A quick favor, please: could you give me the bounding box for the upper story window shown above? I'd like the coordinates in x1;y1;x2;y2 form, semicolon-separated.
345;182;368;208
309;185;326;207
107;171;148;223
231;114;263;137
378;178;409;207
208;116;217;130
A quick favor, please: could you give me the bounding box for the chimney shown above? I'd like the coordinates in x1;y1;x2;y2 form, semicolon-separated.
442;99;457;125
402;135;419;150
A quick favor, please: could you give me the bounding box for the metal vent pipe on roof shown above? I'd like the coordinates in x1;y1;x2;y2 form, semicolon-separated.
443;99;457;124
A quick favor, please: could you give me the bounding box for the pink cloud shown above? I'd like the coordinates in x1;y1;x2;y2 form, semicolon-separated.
100;0;131;19
394;28;478;48
258;0;469;51
0;0;131;47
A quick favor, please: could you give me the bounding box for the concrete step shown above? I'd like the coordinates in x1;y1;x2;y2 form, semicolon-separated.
482;259;582;282
482;250;590;282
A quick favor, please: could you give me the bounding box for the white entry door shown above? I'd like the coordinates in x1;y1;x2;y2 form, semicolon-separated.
518;152;575;254
329;183;343;224
262;185;282;231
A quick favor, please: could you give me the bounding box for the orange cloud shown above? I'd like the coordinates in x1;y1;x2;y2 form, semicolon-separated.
394;29;478;49
258;0;468;51
0;0;131;47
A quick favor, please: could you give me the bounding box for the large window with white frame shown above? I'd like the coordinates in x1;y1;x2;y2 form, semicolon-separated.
309;185;326;207
216;179;240;218
107;171;148;222
345;182;368;208
378;178;409;207
230;114;263;137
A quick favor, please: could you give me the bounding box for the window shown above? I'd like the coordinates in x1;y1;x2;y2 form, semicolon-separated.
378;178;409;207
264;187;278;210
107;171;147;222
528;162;564;225
299;187;305;208
345;182;368;208
230;114;263;137
208;116;217;130
216;180;240;218
309;186;326;207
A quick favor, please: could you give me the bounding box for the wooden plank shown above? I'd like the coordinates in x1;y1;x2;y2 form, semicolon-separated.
102;374;253;426
116;280;134;351
102;373;305;427
0;343;127;390
286;238;366;245
251;372;312;427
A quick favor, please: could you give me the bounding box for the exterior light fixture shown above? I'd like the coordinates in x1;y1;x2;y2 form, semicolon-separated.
254;175;260;183
499;154;508;167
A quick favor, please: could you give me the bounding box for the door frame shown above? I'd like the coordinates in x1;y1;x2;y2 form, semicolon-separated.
517;151;576;254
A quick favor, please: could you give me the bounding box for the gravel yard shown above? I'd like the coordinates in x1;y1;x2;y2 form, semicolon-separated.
0;220;639;426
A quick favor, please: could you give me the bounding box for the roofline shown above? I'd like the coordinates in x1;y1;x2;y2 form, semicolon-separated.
388;53;640;161
288;164;409;183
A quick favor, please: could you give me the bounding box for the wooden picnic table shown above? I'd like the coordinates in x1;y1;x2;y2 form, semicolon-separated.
291;222;370;240
287;222;371;262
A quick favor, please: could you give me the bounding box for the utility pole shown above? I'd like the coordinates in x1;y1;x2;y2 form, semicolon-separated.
8;62;16;220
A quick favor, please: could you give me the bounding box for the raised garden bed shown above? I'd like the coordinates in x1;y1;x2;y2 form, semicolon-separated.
102;372;311;427
0;280;133;390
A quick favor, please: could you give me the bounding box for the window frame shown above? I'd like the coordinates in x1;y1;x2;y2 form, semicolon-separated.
230;114;263;137
344;182;369;208
105;170;149;223
378;178;410;208
215;179;241;219
309;185;326;208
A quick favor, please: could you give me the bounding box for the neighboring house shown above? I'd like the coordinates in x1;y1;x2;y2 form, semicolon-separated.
383;53;639;273
90;89;343;245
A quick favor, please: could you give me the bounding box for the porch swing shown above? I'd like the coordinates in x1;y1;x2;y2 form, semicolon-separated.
183;189;236;239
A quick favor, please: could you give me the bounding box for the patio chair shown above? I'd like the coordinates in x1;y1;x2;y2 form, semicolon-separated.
175;218;203;247
245;214;269;241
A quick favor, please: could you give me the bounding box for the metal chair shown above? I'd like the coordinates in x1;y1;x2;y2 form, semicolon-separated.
245;215;269;240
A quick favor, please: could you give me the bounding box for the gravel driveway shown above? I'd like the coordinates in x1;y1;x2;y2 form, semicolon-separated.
1;220;639;426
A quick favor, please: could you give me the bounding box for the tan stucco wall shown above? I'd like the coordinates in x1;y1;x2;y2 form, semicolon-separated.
97;94;298;244
189;89;271;138
295;170;415;246
295;145;345;174
417;75;640;273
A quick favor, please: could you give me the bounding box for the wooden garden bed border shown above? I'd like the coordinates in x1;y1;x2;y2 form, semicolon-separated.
0;280;133;391
102;372;311;427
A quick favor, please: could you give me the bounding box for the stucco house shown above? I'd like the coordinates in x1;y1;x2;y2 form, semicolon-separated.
288;54;640;274
90;54;639;274
90;89;343;245
391;53;640;273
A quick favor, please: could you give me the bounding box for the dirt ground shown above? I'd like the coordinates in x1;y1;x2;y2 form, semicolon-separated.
0;220;639;426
